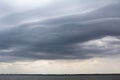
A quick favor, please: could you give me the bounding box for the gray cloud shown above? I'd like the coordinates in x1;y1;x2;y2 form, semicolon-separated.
0;0;120;62
0;0;114;25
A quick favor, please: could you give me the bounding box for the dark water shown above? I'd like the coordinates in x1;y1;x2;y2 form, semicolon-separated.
0;74;120;80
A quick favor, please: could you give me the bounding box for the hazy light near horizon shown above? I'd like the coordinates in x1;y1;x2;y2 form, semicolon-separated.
0;56;120;74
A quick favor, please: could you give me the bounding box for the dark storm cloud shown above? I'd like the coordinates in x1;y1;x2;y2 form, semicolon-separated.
0;0;120;62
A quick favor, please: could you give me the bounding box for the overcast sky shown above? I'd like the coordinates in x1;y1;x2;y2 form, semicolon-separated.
0;0;120;74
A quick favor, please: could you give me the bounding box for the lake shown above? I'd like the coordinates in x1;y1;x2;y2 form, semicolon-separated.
0;74;120;80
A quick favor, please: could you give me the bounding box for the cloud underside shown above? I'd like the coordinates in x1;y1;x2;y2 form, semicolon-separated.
0;1;120;62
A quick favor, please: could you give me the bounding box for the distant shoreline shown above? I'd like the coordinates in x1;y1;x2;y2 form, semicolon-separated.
0;74;120;76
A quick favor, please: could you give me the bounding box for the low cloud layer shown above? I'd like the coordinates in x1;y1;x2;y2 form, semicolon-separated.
0;0;120;62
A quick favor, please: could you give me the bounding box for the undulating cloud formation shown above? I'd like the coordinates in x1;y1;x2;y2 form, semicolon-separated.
0;0;120;74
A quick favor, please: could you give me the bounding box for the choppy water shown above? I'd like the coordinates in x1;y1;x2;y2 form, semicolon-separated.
0;74;120;80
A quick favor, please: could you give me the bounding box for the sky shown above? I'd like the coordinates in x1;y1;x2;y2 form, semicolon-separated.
0;0;120;74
